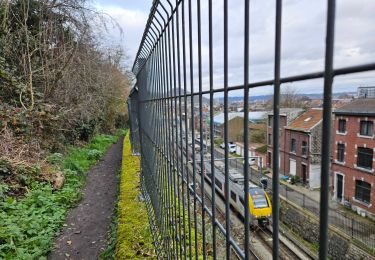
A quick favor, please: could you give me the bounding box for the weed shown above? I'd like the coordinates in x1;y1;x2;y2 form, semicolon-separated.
87;149;103;160
0;133;121;259
45;153;63;165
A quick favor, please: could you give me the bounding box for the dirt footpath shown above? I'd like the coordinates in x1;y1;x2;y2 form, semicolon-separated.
48;138;123;260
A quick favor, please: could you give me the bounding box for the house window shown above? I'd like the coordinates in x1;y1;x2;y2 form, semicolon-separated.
338;119;346;133
291;138;296;153
215;178;222;190
360;121;373;136
268;152;272;167
301;141;308;156
268;117;272;127
230;191;237;201
337;143;345;162
268;134;272;145
357;147;373;169
355;180;371;204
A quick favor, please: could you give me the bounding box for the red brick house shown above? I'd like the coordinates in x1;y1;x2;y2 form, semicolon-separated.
267;108;303;171
283;109;323;188
332;99;375;217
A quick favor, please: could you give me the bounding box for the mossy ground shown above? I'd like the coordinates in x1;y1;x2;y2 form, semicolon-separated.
115;136;155;259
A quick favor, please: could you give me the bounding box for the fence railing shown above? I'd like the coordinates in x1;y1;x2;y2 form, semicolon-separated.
209;148;375;250
129;0;375;259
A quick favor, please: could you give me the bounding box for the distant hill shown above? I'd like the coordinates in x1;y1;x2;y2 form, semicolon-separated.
215;91;356;103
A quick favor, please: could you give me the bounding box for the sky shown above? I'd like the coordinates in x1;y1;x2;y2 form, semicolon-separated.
94;0;375;96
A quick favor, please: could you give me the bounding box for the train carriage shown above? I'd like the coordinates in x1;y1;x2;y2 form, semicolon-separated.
201;162;272;227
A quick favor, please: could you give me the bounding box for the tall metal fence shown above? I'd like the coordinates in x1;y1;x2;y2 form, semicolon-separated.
130;0;375;259
127;87;141;155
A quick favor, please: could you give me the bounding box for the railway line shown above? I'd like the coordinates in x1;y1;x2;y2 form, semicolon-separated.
181;144;314;260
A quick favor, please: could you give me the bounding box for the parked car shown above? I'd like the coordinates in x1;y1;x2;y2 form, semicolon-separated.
243;157;257;166
220;142;236;153
229;144;236;153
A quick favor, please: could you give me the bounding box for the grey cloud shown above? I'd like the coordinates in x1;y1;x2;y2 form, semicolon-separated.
98;0;375;95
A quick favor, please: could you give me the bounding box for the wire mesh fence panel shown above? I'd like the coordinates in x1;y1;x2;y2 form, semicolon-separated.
127;88;141;155
129;0;375;259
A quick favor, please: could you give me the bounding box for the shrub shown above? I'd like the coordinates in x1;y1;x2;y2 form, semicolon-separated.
87;149;102;160
290;175;300;185
214;138;223;146
255;145;267;154
45;153;63;164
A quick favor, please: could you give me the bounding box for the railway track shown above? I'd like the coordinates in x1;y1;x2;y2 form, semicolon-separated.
255;226;312;260
182;147;313;259
186;162;313;259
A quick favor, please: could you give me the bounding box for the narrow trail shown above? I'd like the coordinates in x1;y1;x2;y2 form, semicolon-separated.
48;138;123;260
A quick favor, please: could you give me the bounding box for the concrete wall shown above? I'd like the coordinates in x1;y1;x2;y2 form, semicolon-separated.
309;164;321;189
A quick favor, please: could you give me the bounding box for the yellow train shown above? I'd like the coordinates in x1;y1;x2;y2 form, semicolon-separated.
204;166;272;227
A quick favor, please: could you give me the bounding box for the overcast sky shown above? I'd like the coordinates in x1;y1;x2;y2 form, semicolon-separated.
94;0;375;96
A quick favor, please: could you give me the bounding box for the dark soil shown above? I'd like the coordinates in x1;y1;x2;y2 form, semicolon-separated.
48;138;123;260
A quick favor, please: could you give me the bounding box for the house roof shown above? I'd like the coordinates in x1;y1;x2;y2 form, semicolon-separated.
334;98;375;116
213;111;267;125
286;109;322;132
268;108;304;116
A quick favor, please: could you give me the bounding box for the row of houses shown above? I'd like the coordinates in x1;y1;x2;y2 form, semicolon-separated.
184;94;375;217
267;99;375;217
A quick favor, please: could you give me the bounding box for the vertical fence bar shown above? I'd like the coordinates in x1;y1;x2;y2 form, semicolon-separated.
175;1;186;258
196;0;207;258
162;30;171;257
243;0;251;258
208;0;217;258
170;3;181;256
272;0;283;258
166;8;178;257
319;1;335;259
223;0;231;258
188;0;199;258
182;1;193;257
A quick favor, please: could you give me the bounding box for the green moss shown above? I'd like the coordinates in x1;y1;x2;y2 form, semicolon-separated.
115;134;208;259
115;136;155;259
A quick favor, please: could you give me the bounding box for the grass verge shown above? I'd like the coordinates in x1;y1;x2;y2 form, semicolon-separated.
0;133;121;259
115;135;155;259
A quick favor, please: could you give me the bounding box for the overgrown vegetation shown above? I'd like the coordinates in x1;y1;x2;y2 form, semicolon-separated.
214;138;223;146
115;136;155;259
249;123;266;144
0;133;119;259
255;144;267;154
0;2;130;256
0;0;130;187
